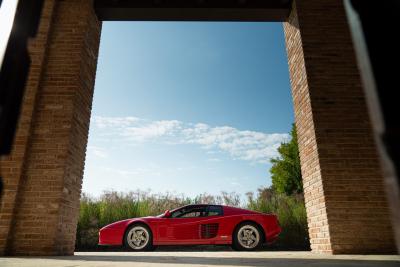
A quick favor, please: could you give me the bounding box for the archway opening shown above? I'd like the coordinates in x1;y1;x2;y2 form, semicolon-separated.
78;21;307;252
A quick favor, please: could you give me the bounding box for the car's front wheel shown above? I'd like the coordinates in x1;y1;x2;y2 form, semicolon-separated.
232;222;263;251
124;224;153;251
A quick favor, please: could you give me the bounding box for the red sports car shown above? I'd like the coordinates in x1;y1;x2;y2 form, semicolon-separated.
98;204;281;251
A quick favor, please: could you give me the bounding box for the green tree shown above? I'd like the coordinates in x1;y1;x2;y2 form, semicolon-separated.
270;124;302;195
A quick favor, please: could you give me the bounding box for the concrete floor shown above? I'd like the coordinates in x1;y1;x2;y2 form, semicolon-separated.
1;251;399;267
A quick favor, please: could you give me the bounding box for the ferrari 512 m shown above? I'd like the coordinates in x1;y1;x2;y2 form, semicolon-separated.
99;204;281;251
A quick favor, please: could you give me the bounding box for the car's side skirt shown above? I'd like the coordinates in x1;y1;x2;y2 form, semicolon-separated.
153;239;232;246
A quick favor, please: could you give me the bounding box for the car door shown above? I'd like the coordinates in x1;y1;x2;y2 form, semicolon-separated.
157;205;208;244
199;205;223;240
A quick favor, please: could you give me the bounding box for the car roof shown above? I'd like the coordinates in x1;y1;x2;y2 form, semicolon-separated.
170;204;222;211
181;204;221;208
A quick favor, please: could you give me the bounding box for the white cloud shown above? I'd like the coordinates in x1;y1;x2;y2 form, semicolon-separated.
92;116;289;164
87;145;108;158
95;116;141;129
122;120;182;142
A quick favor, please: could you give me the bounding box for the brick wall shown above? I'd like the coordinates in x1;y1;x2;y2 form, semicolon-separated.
0;0;101;256
0;0;57;255
284;0;396;254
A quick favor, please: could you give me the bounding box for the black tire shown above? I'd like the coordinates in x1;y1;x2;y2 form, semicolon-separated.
123;224;154;251
232;222;264;251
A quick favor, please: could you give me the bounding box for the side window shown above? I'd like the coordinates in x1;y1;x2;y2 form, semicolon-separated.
171;206;207;218
180;210;203;218
171;207;185;218
207;206;223;216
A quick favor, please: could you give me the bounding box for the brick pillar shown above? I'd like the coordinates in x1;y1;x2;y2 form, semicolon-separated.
0;0;101;256
284;0;396;254
0;0;58;255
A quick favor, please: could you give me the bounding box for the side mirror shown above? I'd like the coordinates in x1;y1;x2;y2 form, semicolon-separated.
164;210;171;218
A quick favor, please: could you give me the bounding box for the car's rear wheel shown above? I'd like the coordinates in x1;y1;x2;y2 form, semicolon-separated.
232;222;263;251
124;224;153;251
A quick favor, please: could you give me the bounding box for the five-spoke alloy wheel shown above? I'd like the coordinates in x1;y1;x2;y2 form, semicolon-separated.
232;222;263;251
124;224;153;251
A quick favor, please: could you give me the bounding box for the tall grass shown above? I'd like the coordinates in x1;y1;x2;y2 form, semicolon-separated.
247;188;310;250
76;189;309;250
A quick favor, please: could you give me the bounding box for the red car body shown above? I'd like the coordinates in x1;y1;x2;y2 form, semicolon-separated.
99;204;281;247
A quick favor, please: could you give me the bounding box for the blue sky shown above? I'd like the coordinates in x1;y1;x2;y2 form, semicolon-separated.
82;22;293;199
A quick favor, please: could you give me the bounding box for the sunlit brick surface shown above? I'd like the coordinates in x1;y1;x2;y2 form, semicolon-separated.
284;0;395;254
0;0;101;256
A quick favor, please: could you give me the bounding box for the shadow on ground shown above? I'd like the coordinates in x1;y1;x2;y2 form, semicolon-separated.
25;253;400;267
76;244;308;252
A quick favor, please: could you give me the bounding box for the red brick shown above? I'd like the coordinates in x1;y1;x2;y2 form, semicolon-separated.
284;0;396;254
0;0;101;256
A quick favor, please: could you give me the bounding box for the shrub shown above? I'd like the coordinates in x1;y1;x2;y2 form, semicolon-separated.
247;187;310;250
